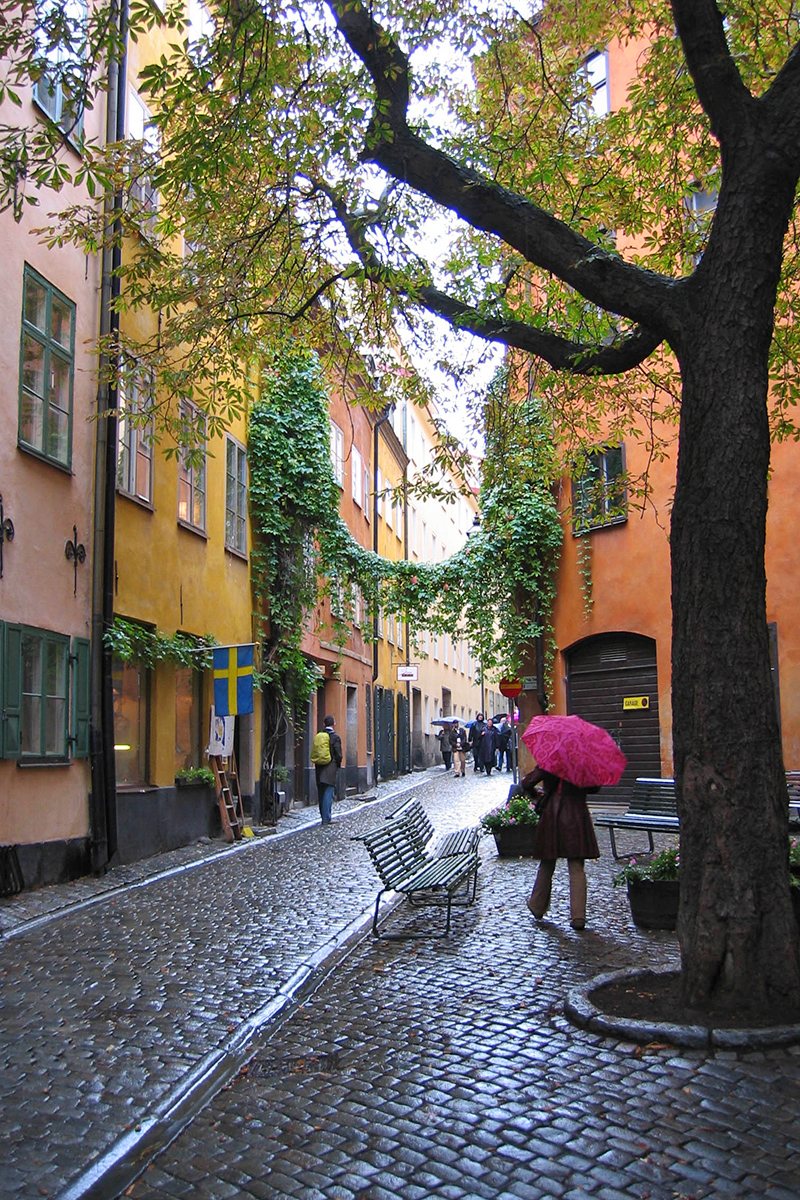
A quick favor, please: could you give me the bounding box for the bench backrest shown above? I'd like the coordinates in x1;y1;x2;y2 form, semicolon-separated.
630;778;677;817
361;820;424;889
387;799;435;854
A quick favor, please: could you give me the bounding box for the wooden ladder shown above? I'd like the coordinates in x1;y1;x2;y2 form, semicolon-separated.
210;754;243;842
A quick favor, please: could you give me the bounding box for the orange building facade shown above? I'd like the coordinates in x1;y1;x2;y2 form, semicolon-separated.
517;30;800;801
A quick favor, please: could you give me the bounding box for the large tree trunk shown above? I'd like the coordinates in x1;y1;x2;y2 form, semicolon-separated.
670;141;800;1013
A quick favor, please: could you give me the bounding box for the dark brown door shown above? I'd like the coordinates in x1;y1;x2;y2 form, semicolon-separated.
565;633;662;805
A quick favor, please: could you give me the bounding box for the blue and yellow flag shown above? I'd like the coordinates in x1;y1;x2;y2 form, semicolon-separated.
212;645;254;716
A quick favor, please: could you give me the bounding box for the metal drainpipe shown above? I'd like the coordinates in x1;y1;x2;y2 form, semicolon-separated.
89;0;128;872
403;466;411;771
372;406;393;782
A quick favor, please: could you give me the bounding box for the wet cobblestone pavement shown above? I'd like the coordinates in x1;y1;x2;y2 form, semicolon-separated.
3;769;800;1200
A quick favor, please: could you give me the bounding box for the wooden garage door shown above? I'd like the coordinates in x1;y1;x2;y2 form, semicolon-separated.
566;633;662;806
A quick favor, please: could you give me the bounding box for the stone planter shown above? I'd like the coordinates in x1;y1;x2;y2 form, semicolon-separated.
791;885;800;932
491;824;539;858
627;879;680;930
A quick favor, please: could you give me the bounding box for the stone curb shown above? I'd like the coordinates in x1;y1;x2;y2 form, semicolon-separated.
565;966;800;1049
54;894;401;1200
49;773;445;1199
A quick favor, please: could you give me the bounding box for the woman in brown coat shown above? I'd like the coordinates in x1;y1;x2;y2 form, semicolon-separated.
523;767;600;930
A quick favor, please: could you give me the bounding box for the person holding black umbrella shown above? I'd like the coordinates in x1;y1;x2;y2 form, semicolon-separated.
468;713;486;773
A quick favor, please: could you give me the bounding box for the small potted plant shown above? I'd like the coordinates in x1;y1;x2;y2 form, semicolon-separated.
613;845;680;929
790;838;800;929
480;792;540;857
174;766;216;788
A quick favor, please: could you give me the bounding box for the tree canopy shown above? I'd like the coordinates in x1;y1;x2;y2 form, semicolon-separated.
4;1;800;1012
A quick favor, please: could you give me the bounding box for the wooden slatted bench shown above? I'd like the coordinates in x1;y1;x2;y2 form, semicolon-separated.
596;774;800;854
356;801;480;938
594;778;678;860
387;797;482;859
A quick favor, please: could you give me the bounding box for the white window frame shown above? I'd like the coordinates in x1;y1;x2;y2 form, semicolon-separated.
117;358;154;503
127;87;161;228
32;0;87;144
584;49;610;117
177;400;207;533
330;420;344;487
352;445;363;507
225;434;247;556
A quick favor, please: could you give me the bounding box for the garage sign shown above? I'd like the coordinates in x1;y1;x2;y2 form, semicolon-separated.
623;696;650;710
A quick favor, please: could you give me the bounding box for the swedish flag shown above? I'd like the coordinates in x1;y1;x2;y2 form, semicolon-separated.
212;645;254;716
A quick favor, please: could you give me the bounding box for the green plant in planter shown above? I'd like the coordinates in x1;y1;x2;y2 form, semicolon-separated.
612;845;680;887
789;837;800;887
175;766;216;787
480;792;540;835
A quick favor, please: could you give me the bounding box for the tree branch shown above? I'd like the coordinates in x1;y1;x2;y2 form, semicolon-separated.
327;187;662;376
327;0;676;337
671;0;754;144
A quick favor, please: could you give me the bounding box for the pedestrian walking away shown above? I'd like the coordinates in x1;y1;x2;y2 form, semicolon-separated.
523;767;600;930
478;717;499;776
497;714;514;771
468;713;486;772
436;723;454;771
312;715;342;824
451;719;468;776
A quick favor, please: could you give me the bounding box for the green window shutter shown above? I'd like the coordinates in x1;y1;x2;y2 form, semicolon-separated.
71;637;91;758
2;624;23;759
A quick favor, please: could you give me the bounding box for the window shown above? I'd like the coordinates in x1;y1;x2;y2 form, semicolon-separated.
188;0;214;56
584;50;609;117
177;401;207;532
686;183;718;265
0;624;88;760
127;88;160;229
387;613;395;645
225;435;247;555
385;486;393;530
376;468;384;518
352;446;363;507
113;657;149;786
19;265;75;469
364;466;370;520
443;635;449;667
573;445;627;532
32;0;87;143
21;629;68;757
330;420;344;487
175;667;202;775
433;634;439;661
118;359;154;503
395;497;403;538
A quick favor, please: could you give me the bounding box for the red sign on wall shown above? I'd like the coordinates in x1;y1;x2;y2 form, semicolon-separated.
499;678;523;699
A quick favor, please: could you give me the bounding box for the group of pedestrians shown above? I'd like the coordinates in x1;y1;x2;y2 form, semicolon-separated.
436;712;515;776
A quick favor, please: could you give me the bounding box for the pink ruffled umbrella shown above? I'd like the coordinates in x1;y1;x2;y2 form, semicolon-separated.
521;714;627;789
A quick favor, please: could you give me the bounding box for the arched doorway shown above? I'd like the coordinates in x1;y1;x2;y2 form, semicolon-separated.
565;632;662;805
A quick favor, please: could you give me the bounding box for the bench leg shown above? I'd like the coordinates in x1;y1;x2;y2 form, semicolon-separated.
608;827;656;860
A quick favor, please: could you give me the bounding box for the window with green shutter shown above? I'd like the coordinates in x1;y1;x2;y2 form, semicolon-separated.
71;637;90;758
1;623;23;759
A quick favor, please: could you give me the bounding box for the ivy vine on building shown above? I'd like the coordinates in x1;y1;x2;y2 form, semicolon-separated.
248;346;563;772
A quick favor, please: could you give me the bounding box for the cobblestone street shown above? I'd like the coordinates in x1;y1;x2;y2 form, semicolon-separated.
2;769;800;1200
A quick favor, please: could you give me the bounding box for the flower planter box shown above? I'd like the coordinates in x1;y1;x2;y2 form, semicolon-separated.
492;824;539;858
627;879;680;930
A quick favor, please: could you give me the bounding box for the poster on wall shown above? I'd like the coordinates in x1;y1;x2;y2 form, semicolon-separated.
207;708;235;757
